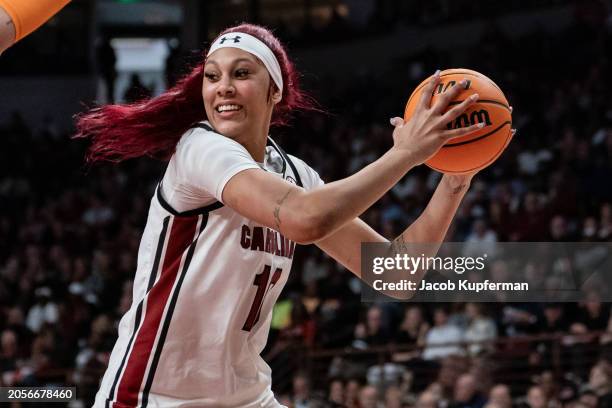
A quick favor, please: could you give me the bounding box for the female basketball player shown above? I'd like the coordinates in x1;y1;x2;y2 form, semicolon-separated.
76;23;489;408
0;0;71;54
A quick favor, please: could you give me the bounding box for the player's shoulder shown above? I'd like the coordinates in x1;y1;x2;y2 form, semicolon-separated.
285;153;308;171
177;121;248;156
284;152;323;189
178;121;223;147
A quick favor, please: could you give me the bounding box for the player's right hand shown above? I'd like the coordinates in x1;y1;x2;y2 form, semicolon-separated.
390;70;484;165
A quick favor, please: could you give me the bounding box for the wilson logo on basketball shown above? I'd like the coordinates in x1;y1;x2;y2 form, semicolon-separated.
434;80;472;95
446;110;492;130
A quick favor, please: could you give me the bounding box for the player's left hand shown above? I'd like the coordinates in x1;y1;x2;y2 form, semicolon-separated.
442;172;476;193
442;126;516;192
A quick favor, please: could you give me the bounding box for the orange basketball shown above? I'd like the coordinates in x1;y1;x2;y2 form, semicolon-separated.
404;68;513;174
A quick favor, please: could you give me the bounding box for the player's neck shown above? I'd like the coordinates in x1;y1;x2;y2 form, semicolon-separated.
243;136;267;163
237;117;272;163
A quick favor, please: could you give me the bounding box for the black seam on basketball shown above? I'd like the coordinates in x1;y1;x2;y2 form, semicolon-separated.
406;71;505;108
447;99;511;111
428;122;515;173
442;121;512;147
434;71;504;94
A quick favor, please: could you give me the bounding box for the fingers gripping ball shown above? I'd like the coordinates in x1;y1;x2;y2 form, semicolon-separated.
404;69;513;174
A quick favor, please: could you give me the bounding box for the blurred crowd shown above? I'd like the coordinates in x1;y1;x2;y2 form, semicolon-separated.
1;1;612;407
275;0;575;47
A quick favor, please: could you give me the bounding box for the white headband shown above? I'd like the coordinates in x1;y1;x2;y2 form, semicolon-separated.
207;32;283;96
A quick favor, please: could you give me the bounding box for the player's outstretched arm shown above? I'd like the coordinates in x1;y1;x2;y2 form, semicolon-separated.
315;173;474;278
0;0;71;54
0;5;15;53
315;128;514;299
312;162;476;300
223;71;483;245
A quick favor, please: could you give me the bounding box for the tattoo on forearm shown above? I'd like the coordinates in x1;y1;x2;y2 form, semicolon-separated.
393;233;408;254
273;190;291;231
451;184;468;195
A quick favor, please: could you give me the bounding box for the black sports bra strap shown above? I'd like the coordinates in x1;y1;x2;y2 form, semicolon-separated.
271;143;303;188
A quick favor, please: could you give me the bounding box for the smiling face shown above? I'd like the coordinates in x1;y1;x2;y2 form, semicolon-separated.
203;47;281;143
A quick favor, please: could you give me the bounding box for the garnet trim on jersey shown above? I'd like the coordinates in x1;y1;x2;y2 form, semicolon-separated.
106;214;208;408
156;183;224;217
140;216;207;407
105;217;170;408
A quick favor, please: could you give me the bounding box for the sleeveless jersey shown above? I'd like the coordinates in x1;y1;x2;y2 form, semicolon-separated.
94;122;323;408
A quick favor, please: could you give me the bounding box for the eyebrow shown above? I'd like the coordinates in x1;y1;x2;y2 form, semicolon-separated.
205;57;259;67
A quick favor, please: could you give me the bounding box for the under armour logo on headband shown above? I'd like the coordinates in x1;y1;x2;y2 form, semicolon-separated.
219;35;241;44
208;32;283;97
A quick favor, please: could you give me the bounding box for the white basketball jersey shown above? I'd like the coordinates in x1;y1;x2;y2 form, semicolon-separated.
94;122;323;408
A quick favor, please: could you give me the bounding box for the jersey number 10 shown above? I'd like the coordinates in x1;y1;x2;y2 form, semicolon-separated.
242;264;283;331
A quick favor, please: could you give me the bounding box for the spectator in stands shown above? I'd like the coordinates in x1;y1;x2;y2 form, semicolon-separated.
538;303;568;334
393;305;430;363
463;303;497;356
302;250;330;285
366;363;407;390
23;326;61;386
327;379;344;406
277;394;292;407
74;314;114;407
345;379;361;408
588;361;612;407
598;203;611;241
3;307;30;358
487;384;512;408
535;303;569;369
535;371;558;406
501;303;540;336
292;371;311;408
416;390;441;408
353;305;392;349
571;291;610;334
580;216;598;242
524;385;548;408
510;193;548;241
468;357;495;399
548;215;575;242
25;287;58;334
0;329;19;385
449;373;486;408
577;390;598;408
557;375;580;406
422;306;464;360
463;219;498;258
358;385;379;408
384;385;403;408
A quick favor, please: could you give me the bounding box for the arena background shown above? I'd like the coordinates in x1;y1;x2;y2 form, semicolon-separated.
1;1;612;407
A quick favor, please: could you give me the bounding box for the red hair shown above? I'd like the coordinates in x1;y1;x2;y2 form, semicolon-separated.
74;23;317;164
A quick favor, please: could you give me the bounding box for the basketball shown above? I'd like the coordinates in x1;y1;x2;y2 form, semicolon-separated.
404;68;513;174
